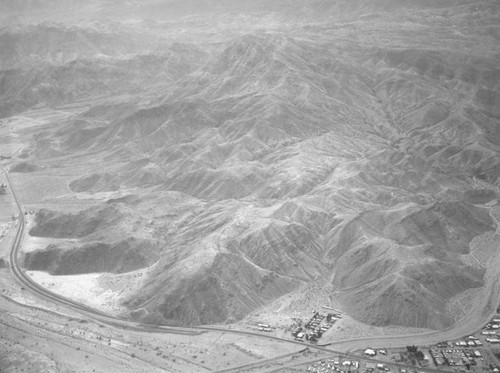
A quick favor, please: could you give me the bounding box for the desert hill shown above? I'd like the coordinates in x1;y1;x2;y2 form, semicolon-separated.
4;0;500;329
0;22;208;117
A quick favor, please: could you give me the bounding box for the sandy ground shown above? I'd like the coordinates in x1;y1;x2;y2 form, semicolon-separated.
236;205;500;352
2;108;500;371
241;286;433;344
25;262;156;314
1;265;301;373
27;271;128;313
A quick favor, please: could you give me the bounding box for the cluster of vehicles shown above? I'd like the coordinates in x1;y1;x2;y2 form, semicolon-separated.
429;347;482;367
292;312;339;343
307;358;360;373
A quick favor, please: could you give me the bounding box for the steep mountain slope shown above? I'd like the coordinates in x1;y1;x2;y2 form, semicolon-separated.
0;23;208;117
5;0;500;329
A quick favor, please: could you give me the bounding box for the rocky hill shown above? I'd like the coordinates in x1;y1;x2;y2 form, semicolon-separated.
5;0;500;329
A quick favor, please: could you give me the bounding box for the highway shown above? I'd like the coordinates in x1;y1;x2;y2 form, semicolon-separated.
2;166;211;336
0;165;454;372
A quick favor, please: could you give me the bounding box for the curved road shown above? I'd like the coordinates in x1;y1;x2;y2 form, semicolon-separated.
0;165;492;373
2;166;203;336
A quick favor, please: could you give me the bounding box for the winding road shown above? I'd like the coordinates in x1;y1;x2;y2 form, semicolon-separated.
1;164;494;373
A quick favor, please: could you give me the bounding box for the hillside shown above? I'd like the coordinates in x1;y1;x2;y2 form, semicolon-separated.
3;0;500;329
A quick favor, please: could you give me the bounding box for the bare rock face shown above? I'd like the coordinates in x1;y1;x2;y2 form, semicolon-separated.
8;0;500;328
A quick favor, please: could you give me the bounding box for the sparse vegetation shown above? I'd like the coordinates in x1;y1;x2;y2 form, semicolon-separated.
1;6;500;373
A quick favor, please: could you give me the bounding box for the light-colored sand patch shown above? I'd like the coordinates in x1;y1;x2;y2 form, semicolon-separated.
0;223;12;237
7;109;73;130
0;201;15;221
241;279;433;343
21;235;70;253
26;265;154;314
97;265;154;295
446;287;482;324
27;271;126;313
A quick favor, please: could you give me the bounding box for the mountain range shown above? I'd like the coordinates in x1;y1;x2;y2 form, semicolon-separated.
3;0;500;329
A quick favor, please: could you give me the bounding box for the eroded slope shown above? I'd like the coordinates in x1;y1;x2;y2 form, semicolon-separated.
6;0;500;329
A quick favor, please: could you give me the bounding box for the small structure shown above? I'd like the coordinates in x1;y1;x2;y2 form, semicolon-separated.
364;348;377;356
482;331;496;335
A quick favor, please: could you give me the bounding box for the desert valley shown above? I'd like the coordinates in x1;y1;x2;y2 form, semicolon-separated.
0;0;500;372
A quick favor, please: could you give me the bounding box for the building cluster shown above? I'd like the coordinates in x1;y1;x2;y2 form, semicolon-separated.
363;349;387;357
292;312;340;342
307;358;360;373
436;336;484;349
306;359;395;373
254;323;272;332
429;347;482;367
482;317;500;343
365;362;390;372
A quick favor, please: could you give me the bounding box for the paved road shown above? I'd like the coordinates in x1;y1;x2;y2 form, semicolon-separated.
0;165;483;373
2;166;205;335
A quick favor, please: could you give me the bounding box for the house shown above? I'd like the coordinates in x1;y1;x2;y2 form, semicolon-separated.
365;348;377;356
